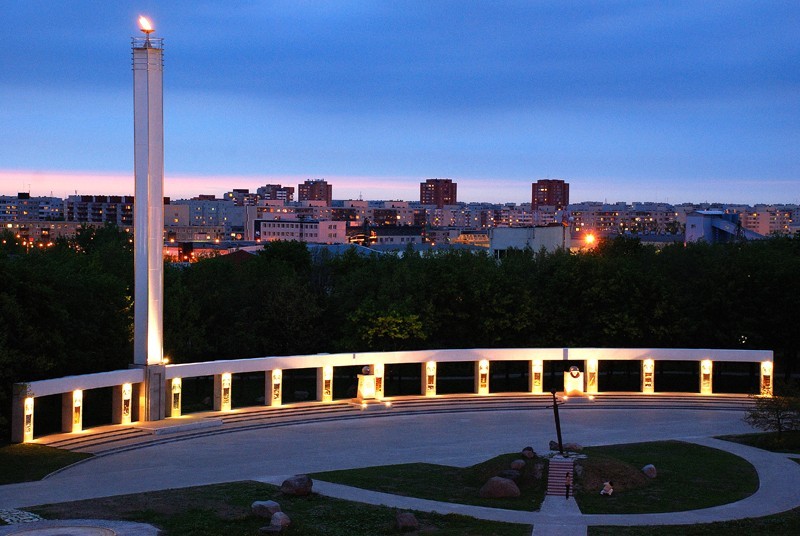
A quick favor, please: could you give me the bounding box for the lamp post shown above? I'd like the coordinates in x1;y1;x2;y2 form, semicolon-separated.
548;388;565;456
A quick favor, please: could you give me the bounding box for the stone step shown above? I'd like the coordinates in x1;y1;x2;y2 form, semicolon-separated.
546;458;575;496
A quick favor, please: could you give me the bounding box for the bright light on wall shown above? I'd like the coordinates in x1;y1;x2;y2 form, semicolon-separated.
171;378;182;417
642;359;655;394
220;373;232;411
121;383;132;425
761;361;773;396
531;359;543;394
425;361;437;396
24;397;34;443
700;359;713;395
72;390;83;433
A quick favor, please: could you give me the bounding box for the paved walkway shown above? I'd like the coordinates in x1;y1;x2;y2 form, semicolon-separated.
1;404;799;533
260;437;800;533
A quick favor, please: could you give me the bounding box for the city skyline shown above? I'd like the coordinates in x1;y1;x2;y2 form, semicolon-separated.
1;2;798;205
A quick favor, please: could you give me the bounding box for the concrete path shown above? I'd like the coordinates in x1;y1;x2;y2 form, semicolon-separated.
275;437;800;532
1;405;798;533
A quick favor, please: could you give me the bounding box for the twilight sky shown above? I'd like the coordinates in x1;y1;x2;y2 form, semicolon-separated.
1;1;798;205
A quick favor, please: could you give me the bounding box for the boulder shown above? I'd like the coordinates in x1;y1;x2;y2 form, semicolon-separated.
281;474;313;496
549;440;560;451
564;442;583;452
521;446;536;459
642;464;657;478
574;464;584;478
260;511;291;533
251;500;281;518
497;469;521;482
396;512;419;532
510;459;526;471
270;512;291;529
479;476;521;498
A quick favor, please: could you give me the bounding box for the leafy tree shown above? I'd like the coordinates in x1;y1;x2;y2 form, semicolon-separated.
744;382;800;436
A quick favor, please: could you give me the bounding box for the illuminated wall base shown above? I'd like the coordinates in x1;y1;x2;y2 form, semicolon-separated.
760;361;773;396
700;360;713;395
267;369;282;407
475;360;490;395
585;359;598;394
214;373;232;412
170;378;182;417
530;360;543;394
564;372;584;395
113;383;134;425
642;359;655;394
422;362;437;396
357;374;376;401
372;364;385;399
318;366;333;403
62;390;83;433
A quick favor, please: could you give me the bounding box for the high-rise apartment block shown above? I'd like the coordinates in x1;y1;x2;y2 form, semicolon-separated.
298;179;332;205
1;193;63;221
727;205;793;236
257;184;295;203
532;179;569;209
420;178;457;208
224;189;259;206
64;195;136;226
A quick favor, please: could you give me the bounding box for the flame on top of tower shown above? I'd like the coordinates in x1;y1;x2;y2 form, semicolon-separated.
139;16;154;34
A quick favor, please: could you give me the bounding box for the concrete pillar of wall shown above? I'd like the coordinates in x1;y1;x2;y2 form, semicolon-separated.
11;384;33;443
760;361;773;396
585;359;598;394
530;360;543;394
317;366;333;402
266;369;282;407
62;390;82;433
138;364;167;421
112;383;133;425
214;373;232;411
372;363;385;400
169;378;182;417
422;361;437;396
475;359;490;395
641;359;655;394
700;360;713;395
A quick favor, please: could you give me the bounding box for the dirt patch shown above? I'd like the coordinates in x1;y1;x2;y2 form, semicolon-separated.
575;455;649;494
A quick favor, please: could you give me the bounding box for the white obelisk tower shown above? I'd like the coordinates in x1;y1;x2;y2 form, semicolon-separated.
133;17;166;420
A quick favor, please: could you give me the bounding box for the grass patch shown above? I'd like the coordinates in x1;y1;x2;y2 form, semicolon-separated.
0;444;92;484
589;506;800;535
312;453;548;511
575;441;758;514
29;480;530;536
717;430;800;454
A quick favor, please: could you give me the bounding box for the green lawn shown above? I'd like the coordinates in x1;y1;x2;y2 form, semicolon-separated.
0;444;92;485
29;480;531;536
575;441;758;514
312;453;548;511
717;430;800;454
589;506;800;535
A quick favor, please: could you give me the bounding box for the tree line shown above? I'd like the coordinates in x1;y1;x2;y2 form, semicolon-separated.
1;226;799;439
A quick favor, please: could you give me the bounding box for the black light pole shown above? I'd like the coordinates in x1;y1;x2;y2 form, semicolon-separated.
549;388;565;456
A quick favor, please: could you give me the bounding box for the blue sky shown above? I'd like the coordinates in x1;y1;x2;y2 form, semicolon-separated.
1;1;798;204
